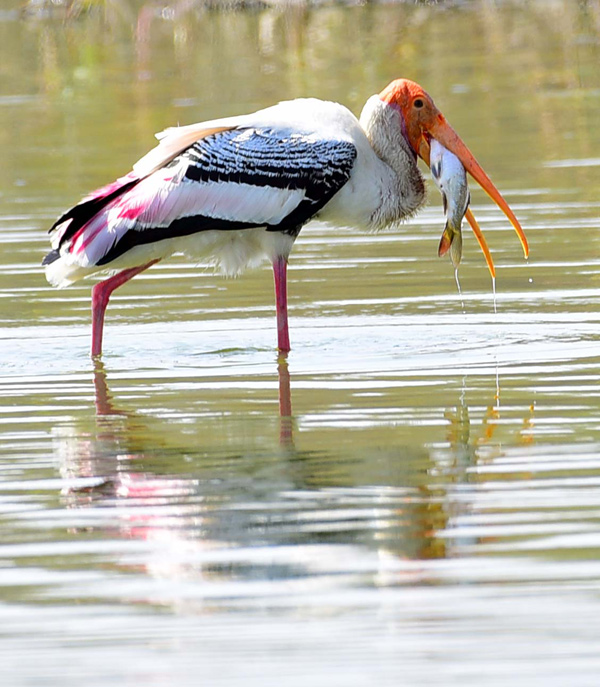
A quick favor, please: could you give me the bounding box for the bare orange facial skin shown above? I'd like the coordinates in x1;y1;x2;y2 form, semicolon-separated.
379;79;442;160
379;79;529;259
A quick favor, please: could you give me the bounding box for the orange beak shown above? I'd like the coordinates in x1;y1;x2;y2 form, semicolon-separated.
465;208;496;279
424;115;529;260
380;79;529;271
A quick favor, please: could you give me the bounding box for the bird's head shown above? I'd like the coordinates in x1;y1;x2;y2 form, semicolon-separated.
379;78;528;257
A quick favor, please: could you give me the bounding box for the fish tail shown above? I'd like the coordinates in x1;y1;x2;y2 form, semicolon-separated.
438;222;452;257
438;220;463;269
449;228;462;269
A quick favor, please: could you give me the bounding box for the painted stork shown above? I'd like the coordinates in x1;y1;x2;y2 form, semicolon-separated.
43;79;528;357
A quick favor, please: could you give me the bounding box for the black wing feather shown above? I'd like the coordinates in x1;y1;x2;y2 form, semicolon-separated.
47;126;357;268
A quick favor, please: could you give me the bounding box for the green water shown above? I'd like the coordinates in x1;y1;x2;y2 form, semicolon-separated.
2;1;600;685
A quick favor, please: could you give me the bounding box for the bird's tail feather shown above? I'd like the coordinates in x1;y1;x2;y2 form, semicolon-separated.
47;173;141;252
43;173;143;287
44;259;93;288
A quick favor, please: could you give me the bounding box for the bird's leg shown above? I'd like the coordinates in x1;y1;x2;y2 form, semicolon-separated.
90;259;160;358
272;255;290;353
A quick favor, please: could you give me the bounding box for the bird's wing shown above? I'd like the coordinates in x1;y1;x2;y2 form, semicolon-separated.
55;126;357;270
132;118;244;178
45;117;250;260
130;98;353;177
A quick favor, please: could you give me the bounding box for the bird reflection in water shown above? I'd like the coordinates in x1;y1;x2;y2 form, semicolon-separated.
428;379;537;559
59;361;201;539
58;357;296;553
54;359;536;591
444;380;536;462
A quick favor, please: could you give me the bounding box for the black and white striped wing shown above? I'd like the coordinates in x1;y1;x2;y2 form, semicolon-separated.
79;126;357;267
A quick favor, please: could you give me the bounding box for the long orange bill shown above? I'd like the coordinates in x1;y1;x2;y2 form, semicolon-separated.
465;208;495;279
427;119;529;259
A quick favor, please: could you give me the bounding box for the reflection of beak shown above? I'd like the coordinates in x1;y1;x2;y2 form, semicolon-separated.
425;117;529;259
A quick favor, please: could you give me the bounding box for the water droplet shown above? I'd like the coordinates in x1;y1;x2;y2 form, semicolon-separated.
454;267;465;313
495;363;500;406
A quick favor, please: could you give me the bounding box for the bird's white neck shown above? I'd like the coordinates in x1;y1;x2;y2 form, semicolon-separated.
359;95;426;226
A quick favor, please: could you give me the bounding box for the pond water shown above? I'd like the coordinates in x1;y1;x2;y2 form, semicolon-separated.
2;1;600;685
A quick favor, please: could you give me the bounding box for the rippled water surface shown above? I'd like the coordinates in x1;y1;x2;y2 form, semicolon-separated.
2;1;600;685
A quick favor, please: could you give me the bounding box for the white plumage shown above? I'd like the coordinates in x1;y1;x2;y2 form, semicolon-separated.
43;79;527;356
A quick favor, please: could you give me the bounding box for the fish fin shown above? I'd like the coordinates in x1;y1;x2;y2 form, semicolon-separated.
438;222;452;257
449;229;462;269
438;221;463;268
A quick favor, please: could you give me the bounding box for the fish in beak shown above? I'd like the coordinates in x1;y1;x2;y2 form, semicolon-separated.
429;138;469;270
380;79;528;273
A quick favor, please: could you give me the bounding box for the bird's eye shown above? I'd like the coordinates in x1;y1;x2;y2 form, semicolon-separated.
414;98;424;109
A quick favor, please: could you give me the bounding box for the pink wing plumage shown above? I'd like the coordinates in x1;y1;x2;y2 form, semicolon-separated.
44;113;357;287
65;166;305;269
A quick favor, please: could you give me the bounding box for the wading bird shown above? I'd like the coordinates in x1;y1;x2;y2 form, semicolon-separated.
43;79;528;357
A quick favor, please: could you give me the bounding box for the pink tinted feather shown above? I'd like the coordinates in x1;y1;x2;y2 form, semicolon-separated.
69;171;176;261
65;164;306;267
83;172;140;202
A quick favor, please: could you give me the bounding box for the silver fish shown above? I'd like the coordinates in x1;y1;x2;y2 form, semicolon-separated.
430;138;470;269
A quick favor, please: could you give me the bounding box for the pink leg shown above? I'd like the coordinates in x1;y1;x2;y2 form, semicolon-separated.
272;256;290;353
90;259;160;358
